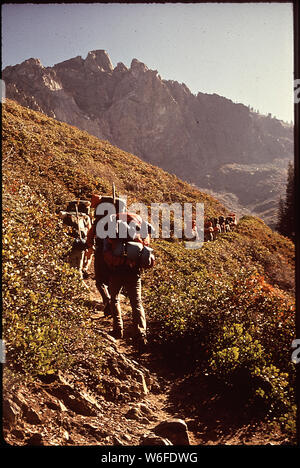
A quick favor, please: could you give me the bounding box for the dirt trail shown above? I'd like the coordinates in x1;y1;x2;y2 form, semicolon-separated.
3;270;289;446
85;275;202;445
84;270;289;447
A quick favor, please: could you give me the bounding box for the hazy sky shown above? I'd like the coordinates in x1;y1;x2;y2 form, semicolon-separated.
1;2;294;122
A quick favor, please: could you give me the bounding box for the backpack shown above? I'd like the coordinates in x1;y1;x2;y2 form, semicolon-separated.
102;211;155;270
103;239;155;270
66;200;91;215
61;199;91;236
60;211;91;239
93;195;127;218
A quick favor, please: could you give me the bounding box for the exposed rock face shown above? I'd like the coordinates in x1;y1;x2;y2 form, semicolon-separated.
3;50;293;226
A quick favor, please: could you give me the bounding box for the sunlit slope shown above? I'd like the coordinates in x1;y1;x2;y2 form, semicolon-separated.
3;98;294;293
2;99;296;441
2;99;226;214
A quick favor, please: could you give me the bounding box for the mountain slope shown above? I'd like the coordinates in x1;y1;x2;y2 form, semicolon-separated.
3;50;293;227
2;99;296;446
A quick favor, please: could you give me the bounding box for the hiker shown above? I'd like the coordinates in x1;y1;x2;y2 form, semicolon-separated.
86;194;126;316
204;220;214;242
218;215;226;233
228;213;237;230
213;219;221;240
103;210;155;352
59;200;92;279
191;219;200;241
224;218;231;232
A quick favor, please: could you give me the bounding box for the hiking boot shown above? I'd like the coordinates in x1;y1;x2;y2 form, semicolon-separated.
103;303;112;317
109;328;123;340
136;336;148;354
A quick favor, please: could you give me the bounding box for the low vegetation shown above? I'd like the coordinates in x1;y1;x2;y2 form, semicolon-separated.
2;99;296;440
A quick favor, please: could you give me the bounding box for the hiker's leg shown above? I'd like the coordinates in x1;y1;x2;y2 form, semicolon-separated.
94;248;110;307
126;274;147;339
83;249;93;274
109;274;124;336
96;280;110;305
69;248;84;278
78;251;85;278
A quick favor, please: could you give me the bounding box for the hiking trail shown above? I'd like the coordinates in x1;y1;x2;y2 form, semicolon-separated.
4;244;288;446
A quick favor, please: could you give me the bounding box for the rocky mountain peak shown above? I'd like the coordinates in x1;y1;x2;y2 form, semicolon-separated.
54;55;84;70
2;52;293;227
114;62;128;73
130;58;149;77
85;49;113;73
24;58;44;68
4;58;44;79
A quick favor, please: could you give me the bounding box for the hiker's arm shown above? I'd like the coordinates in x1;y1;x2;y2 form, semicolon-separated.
85;246;94;259
86;222;96;248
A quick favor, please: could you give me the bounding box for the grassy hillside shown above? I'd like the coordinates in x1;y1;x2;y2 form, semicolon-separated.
2;99;296;438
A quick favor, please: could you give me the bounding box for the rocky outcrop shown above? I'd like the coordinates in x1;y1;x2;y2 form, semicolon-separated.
3;50;293;226
3;320;196;447
140;419;191;445
2;328;163;446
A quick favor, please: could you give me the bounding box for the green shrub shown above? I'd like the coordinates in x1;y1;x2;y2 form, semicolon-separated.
2;182;95;376
209;324;294;415
145;250;295;422
209;323;265;378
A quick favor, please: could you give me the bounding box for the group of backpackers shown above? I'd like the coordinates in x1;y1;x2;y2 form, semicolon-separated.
204;214;237;242
60;193;237;351
59;191;155;353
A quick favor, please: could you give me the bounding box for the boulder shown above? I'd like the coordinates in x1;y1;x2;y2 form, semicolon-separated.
138;403;154;418
125;407;141;421
153;419;190;445
49;384;99;416
23;407;42;425
46;373;102;416
124;404;152;425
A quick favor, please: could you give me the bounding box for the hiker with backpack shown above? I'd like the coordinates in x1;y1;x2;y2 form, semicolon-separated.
228;213;237;231
218;215;226;233
224;218;231;232
59;200;92;280
86;192;154;352
204;219;214;242
102;210;155;352
86;194;127;316
212;217;221;240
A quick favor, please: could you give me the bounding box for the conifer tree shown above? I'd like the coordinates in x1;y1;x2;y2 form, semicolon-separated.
276;196;286;235
276;161;295;241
